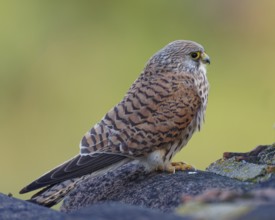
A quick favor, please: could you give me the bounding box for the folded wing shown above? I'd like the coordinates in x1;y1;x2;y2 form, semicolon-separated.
20;153;126;194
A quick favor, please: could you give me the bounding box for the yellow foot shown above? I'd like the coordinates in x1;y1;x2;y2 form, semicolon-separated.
171;162;196;172
156;162;196;174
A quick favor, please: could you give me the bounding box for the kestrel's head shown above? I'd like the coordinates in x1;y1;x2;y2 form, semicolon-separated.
150;40;210;74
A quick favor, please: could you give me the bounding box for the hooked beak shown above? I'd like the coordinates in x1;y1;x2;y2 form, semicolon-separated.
201;52;210;64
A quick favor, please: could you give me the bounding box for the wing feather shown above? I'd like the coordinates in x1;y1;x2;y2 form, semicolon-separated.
20;153;126;194
81;71;201;157
21;71;201;194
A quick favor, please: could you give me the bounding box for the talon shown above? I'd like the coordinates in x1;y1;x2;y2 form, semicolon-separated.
171;161;196;172
155;162;195;173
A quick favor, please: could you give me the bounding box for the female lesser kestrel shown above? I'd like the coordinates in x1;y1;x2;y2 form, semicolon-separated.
20;40;210;207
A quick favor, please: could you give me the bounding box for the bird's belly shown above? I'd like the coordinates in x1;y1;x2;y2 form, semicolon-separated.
163;114;202;164
138;107;204;171
141;126;197;171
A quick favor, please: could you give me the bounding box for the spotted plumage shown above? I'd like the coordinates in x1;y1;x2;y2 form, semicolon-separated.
20;40;210;207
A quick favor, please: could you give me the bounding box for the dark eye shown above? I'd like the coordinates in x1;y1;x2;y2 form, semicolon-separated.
190;52;200;60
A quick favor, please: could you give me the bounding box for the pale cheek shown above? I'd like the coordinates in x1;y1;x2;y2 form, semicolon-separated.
199;64;207;75
178;60;198;73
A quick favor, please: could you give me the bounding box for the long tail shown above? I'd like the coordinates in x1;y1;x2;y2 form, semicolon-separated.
20;153;129;207
27;177;85;207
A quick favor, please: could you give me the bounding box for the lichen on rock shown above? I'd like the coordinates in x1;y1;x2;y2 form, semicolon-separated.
207;144;275;182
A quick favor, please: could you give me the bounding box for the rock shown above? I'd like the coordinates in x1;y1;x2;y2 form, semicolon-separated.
176;188;275;220
256;175;275;189
68;202;190;220
0;193;187;220
207;157;270;182
178;201;250;220
3;144;275;219
235;204;275;220
223;144;275;165
0;193;65;220
61;161;249;213
207;144;275;182
175;144;275;220
180;188;275;204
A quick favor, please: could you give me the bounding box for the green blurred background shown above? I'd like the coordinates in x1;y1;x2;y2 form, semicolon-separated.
1;0;275;203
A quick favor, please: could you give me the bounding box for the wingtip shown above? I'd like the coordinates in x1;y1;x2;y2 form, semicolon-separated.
19;187;28;194
19;181;42;194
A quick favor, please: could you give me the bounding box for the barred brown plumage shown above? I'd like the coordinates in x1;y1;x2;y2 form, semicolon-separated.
20;40;210;207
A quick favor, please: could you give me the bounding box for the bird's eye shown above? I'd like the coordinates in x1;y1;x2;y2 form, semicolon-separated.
190;52;201;60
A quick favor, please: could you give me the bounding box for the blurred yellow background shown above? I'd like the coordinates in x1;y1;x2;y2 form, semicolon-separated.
1;1;275;202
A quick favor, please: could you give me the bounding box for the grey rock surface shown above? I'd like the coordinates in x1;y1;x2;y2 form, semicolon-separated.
0;193;187;220
61;162;250;213
3;144;275;220
0;193;65;220
68;202;190;220
255;175;275;189
177;188;275;220
235;204;275;220
207;157;269;182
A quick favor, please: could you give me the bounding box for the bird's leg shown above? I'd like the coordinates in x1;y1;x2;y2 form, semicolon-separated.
156;162;196;173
